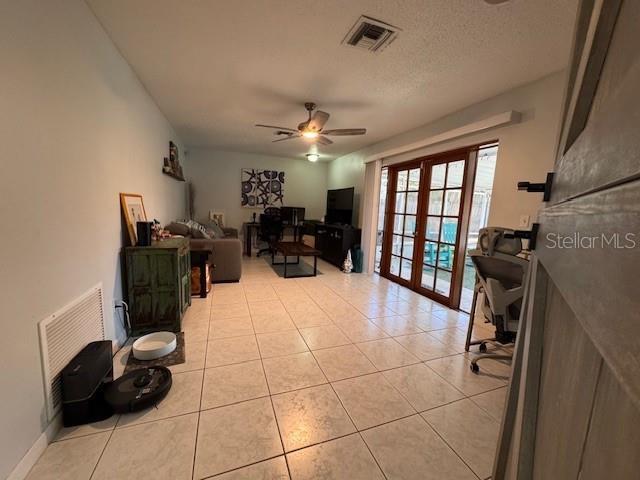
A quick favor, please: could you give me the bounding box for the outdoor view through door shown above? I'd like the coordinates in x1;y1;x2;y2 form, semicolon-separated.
377;143;497;310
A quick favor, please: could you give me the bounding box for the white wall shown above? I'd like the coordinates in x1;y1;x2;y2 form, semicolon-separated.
187;149;329;231
0;1;187;477
328;71;566;231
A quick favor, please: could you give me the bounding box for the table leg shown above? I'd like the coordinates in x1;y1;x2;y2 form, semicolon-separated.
199;258;207;299
313;255;317;276
245;226;252;257
284;255;288;278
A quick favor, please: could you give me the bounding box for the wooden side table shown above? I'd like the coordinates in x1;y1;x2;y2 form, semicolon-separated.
190;249;211;298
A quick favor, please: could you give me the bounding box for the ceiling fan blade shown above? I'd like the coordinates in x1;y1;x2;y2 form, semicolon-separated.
272;134;301;143
306;110;330;133
255;124;298;133
316;135;333;145
321;128;367;136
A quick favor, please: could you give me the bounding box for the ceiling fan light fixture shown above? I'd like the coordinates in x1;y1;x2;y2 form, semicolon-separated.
302;131;319;139
306;153;319;162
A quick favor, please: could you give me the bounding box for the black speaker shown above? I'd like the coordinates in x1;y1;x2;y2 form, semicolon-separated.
61;340;113;427
136;221;153;246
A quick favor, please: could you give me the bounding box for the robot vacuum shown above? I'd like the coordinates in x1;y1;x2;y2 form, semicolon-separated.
104;366;172;413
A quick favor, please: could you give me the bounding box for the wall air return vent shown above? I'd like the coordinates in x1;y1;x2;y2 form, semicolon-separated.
342;16;400;53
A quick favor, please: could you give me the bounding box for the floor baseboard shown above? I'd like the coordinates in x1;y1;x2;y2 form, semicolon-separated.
7;414;61;480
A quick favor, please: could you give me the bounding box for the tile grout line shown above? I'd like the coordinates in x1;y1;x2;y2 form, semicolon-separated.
189;297;213;480
417;413;484;480
283;295;389;480
245;289;294;480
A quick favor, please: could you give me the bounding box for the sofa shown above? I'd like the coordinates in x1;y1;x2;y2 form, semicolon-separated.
165;221;242;283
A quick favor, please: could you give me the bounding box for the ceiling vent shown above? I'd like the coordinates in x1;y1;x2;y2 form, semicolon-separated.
342;16;400;53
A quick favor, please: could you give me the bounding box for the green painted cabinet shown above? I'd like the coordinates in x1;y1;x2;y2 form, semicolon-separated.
124;238;191;335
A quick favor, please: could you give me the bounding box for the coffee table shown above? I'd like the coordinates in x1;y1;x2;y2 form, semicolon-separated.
272;242;321;278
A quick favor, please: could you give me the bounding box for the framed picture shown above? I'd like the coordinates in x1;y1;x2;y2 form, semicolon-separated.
241;168;285;208
120;193;147;245
210;212;225;227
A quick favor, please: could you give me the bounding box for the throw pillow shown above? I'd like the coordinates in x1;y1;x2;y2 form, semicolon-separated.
192;222;211;239
164;222;190;236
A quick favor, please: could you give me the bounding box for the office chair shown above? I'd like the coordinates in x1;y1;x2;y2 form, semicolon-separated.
257;208;283;257
465;227;529;374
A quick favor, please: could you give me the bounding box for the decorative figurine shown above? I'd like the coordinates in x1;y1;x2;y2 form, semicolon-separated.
342;250;353;273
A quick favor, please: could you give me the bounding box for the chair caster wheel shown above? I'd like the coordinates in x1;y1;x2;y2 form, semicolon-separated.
479;343;487;353
470;363;480;374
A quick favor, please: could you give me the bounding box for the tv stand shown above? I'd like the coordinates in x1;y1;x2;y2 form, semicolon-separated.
305;222;361;268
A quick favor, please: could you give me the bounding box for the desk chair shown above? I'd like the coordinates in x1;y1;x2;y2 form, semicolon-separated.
257;209;283;257
465;227;529;373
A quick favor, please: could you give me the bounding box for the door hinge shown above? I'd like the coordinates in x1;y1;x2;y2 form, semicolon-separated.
517;172;554;202
505;223;540;250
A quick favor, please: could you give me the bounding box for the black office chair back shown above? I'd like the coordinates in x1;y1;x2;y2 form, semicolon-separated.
259;212;283;243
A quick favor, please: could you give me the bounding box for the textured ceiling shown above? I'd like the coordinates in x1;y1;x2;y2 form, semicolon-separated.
87;0;578;161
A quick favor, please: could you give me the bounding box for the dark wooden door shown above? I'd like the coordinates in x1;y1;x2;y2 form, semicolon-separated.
380;149;476;307
496;1;640;478
380;163;422;288
414;152;471;307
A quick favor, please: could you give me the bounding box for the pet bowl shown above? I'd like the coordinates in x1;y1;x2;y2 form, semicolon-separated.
132;332;177;361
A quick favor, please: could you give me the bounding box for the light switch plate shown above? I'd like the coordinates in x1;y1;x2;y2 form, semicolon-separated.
519;215;530;228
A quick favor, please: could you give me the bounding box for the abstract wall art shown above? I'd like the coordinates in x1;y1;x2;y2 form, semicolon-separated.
241;169;285;208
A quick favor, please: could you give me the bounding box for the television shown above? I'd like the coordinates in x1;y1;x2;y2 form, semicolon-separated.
326;187;354;225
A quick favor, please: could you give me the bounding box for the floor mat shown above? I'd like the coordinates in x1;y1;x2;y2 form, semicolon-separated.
268;255;324;278
124;332;185;374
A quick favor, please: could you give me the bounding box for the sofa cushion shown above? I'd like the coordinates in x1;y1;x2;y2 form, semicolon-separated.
207;221;225;239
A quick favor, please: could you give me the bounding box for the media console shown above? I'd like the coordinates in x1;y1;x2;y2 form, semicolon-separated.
304;221;361;268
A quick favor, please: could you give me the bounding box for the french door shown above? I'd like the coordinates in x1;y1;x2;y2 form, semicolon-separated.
381;148;476;308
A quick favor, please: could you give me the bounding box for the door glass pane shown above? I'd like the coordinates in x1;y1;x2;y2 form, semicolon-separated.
408;168;420;191
402;236;414;259
446;160;465;188
440;218;458;244
425;216;441;241
435;269;452;296
405;192;418;215
393;215;404;234
437;244;455;270
400;259;412;280
390;256;400;276
431;164;446;189
443;189;461;216
397;171;408;191
460;144;498;311
428;191;443;215
403;215;416;236
392;235;403;255
423;241;438;265
395;193;406;213
421;264;435;290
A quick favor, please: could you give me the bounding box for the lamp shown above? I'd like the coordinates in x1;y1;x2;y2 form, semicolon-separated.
306;153;319;162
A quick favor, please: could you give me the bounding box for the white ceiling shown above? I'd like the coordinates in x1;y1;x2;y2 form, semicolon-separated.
87;0;578;161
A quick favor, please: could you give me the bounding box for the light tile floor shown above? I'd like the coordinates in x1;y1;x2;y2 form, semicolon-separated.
28;256;512;480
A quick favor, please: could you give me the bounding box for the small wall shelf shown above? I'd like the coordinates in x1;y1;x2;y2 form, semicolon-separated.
162;168;185;182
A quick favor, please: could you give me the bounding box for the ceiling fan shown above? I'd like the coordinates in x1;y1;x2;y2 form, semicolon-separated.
255;102;366;145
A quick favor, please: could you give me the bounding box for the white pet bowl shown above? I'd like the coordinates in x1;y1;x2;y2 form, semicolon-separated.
132;331;177;361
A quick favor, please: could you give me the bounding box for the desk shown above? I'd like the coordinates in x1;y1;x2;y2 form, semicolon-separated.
243;222;304;257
